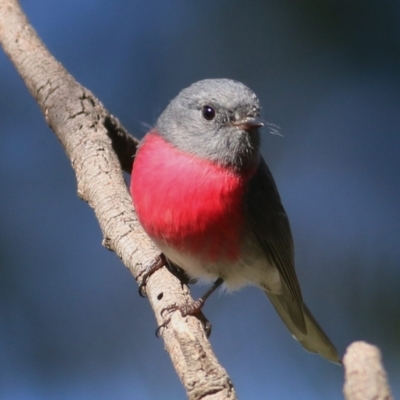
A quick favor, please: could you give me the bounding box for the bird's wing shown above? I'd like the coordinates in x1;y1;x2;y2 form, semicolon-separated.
244;157;306;332
244;157;340;362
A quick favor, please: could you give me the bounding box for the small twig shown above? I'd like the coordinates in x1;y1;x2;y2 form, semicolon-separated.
343;341;393;400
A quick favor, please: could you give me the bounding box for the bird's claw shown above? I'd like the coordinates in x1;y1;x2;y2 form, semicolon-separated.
138;254;167;297
154;278;223;337
155;300;212;338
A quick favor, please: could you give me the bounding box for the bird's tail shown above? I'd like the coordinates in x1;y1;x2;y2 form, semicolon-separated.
265;291;341;364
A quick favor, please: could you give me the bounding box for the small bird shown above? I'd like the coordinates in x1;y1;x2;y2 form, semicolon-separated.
130;79;340;363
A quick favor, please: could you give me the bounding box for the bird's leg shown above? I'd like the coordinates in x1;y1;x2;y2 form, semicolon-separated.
138;253;167;297
180;277;224;316
156;278;224;337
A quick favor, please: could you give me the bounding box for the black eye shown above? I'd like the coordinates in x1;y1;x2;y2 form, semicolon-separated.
202;106;216;121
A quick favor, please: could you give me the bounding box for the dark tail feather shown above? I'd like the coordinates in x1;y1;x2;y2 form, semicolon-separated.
265;291;341;364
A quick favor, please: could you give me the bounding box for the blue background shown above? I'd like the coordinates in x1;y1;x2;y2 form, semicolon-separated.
1;1;399;398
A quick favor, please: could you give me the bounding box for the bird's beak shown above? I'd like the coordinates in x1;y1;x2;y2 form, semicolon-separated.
233;118;264;132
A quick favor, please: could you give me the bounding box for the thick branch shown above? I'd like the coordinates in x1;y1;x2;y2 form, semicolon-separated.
0;1;236;399
343;341;393;400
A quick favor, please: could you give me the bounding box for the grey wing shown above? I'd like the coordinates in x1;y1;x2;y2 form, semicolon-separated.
244;157;306;333
245;157;340;363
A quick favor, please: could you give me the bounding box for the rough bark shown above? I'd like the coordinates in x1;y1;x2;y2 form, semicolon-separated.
0;1;236;399
343;341;393;400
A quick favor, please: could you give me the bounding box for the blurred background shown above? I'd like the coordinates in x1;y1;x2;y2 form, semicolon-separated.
1;0;399;398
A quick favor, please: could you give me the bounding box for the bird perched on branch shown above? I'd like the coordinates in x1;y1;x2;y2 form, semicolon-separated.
131;78;340;364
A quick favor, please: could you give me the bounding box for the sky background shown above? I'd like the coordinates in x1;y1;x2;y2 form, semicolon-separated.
1;0;400;399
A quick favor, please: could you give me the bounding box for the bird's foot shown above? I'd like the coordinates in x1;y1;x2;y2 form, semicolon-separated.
155;278;224;337
138;253;167;297
156;301;212;338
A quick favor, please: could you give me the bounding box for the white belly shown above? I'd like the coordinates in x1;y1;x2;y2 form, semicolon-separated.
154;238;282;294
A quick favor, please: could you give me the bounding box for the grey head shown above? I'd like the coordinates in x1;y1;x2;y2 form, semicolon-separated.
156;79;263;171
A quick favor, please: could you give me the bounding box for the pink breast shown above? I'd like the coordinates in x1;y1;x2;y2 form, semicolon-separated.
131;132;253;263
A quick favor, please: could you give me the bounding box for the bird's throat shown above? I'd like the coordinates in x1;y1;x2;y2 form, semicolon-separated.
131;132;256;262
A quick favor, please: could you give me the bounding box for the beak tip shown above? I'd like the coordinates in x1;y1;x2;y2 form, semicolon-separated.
239;118;264;132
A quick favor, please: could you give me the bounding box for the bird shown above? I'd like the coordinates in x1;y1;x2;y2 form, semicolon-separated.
130;78;340;363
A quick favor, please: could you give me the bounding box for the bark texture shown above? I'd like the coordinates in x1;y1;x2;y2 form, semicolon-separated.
0;1;236;399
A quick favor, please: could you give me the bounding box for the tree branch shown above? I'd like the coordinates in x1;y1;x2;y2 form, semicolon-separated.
343;341;393;400
0;1;236;399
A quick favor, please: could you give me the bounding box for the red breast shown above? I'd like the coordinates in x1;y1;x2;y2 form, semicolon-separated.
131;131;256;263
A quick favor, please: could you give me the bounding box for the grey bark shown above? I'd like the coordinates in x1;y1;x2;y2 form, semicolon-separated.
0;1;236;399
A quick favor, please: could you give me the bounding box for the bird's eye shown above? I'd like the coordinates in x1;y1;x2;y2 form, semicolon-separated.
202;106;216;121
